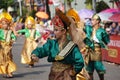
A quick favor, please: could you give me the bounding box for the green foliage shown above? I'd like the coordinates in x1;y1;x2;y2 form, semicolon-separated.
65;0;74;2
85;0;93;10
0;0;14;10
28;10;37;18
17;6;28;17
96;0;110;13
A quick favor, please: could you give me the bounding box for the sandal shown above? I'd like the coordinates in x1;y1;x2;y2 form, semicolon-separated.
6;73;14;78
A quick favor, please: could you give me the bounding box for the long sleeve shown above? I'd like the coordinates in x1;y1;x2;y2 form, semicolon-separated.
18;29;30;38
32;39;84;74
0;29;4;41
72;46;84;73
18;29;26;34
32;39;51;58
96;28;110;48
11;32;16;41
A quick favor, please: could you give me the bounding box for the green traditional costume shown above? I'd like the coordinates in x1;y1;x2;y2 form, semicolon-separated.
32;39;84;80
31;8;84;80
83;24;110;74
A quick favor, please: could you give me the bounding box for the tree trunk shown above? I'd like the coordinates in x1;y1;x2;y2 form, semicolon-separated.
45;0;51;20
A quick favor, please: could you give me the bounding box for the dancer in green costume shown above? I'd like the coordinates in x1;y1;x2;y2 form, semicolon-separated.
31;8;84;80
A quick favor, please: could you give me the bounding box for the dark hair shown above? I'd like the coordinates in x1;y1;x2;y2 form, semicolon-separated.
92;14;101;22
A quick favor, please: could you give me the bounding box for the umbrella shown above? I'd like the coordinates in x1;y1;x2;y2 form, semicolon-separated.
109;13;120;22
98;12;113;21
78;9;95;21
36;11;49;19
101;8;119;13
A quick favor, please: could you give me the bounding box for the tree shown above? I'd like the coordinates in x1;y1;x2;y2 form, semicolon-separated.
85;0;93;10
0;0;14;10
96;0;110;13
46;0;51;20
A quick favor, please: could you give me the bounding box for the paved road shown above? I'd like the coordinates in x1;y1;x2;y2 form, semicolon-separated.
0;37;120;80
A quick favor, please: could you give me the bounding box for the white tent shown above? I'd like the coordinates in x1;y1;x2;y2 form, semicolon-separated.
7;6;14;12
0;9;3;14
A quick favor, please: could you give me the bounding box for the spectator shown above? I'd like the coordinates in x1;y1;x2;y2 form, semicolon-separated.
116;22;120;35
110;22;118;35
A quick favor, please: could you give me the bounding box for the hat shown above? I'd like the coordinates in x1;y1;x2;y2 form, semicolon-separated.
54;8;71;29
0;12;12;22
66;8;80;23
25;16;35;25
52;15;64;28
92;14;101;21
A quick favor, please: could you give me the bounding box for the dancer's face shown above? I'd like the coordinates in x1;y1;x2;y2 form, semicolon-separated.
53;26;65;39
91;18;99;27
1;20;9;29
27;23;33;29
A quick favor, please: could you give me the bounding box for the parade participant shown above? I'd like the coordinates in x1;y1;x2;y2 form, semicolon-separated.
31;8;84;80
66;8;86;51
17;16;41;68
83;14;110;80
66;8;89;80
0;12;17;78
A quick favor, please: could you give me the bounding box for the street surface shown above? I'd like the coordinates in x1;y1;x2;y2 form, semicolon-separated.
0;37;120;80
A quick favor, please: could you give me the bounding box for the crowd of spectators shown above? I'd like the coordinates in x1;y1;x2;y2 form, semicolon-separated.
103;22;120;35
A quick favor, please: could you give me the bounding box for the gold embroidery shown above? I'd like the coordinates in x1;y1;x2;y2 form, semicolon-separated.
51;62;72;72
108;49;118;58
55;41;75;61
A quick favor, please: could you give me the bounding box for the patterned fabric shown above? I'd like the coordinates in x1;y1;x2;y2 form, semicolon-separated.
52;15;64;27
0;30;16;74
32;39;84;74
55;8;71;27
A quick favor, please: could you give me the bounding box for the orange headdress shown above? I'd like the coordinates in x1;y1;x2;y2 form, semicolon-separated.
66;8;80;23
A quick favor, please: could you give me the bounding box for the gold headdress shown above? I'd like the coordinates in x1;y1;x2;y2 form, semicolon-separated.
0;12;12;22
25;16;35;28
66;8;80;23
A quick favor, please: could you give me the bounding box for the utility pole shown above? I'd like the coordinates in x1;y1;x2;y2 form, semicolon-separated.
74;0;78;9
18;0;22;16
92;0;96;13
